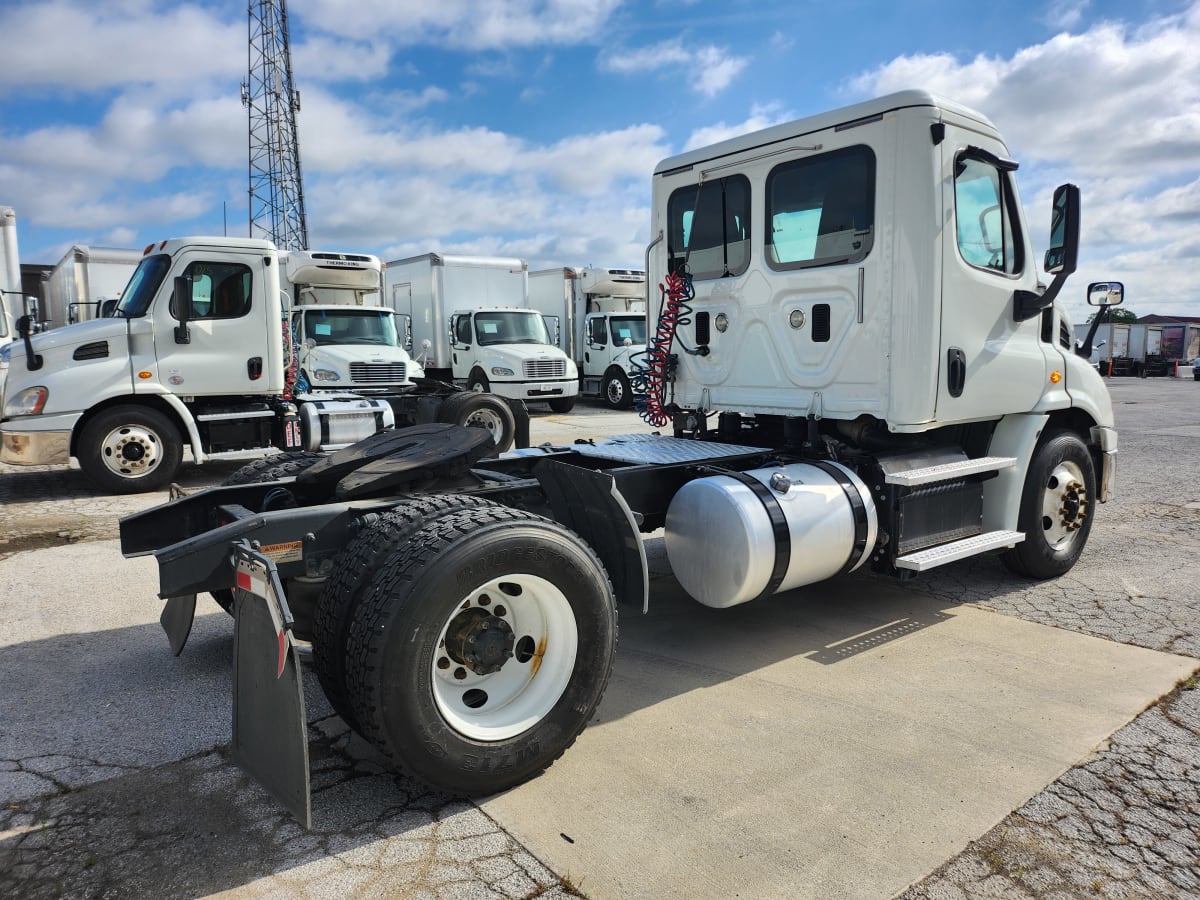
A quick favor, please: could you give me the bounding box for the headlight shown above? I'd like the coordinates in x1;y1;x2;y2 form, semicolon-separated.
4;385;48;417
490;366;515;377
312;368;341;382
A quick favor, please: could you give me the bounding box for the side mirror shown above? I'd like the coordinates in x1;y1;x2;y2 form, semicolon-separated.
172;276;192;344
15;314;44;371
1015;183;1081;322
1075;282;1124;360
1044;184;1080;275
1087;281;1123;307
397;313;413;351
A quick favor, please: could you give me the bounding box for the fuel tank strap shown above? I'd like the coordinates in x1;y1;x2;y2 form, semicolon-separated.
719;470;791;602
809;461;870;576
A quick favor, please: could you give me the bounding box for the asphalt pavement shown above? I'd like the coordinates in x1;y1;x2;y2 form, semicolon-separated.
1;383;1198;898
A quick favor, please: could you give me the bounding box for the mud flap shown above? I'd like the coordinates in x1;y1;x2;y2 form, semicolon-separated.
230;542;311;829
160;594;197;657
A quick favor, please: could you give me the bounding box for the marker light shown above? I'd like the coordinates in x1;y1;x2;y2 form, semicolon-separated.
1050;371;1063;384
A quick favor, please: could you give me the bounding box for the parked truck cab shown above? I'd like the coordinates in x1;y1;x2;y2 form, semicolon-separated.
449;307;578;411
281;250;425;393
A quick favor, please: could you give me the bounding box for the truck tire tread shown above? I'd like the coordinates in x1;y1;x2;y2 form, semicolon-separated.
222;451;325;486
341;506;617;795
312;494;500;729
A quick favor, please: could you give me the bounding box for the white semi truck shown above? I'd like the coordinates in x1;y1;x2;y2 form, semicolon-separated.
529;266;648;408
44;245;142;327
385;252;579;411
119;91;1118;825
0;237;523;492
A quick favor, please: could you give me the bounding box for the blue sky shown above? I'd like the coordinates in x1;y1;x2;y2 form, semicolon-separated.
1;0;1197;320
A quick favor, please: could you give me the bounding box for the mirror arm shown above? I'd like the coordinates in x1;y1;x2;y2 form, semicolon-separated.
1076;304;1110;360
1013;272;1067;323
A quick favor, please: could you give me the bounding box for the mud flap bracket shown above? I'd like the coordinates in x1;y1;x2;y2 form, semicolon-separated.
230;541;311;829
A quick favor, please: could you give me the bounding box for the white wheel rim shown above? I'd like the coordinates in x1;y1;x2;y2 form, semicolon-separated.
470;381;486;393
98;422;162;479
432;573;578;741
463;408;505;443
1040;460;1088;550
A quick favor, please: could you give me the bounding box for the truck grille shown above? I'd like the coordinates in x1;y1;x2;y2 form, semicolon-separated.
524;358;566;379
349;362;407;384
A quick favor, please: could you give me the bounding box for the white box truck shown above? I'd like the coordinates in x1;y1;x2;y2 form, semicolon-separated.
119;91;1118;822
529;266;647;408
44;245;142;327
385;253;578;411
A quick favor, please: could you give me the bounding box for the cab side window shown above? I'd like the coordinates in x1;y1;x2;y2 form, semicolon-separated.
954;157;1022;275
454;316;472;345
172;261;253;319
765;145;875;269
667;175;751;280
588;318;607;345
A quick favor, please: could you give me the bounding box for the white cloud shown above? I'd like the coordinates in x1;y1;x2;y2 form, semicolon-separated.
683;102;793;151
849;4;1200;318
1043;0;1090;31
293;0;624;49
0;1;242;93
602;38;747;97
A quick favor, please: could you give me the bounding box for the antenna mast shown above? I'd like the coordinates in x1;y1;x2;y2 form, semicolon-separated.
242;0;308;250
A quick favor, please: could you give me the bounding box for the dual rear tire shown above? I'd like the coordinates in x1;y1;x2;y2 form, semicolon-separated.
314;502;617;795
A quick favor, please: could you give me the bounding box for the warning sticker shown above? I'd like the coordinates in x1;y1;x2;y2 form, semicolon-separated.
259;540;303;564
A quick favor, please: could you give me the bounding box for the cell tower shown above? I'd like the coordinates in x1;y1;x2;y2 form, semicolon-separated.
242;0;308;250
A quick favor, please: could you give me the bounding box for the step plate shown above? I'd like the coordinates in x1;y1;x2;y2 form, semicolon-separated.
895;530;1025;572
885;456;1016;487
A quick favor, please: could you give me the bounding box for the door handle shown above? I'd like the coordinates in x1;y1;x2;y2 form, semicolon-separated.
947;348;966;397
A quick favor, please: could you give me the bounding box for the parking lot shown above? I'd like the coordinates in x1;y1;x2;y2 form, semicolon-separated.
2;382;1198;898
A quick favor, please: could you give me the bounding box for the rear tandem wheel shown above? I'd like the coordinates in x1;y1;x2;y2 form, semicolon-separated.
340;506;617;795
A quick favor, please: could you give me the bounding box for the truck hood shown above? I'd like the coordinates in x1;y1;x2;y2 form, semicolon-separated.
481;343;570;364
5;316;129;367
20;317;128;355
304;343;414;366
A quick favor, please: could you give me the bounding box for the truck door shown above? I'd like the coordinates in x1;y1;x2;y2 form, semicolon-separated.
937;133;1049;420
583;314;609;378
149;250;274;396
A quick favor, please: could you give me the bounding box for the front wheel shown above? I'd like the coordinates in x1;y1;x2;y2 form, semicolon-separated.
467;370;490;393
77;405;182;493
436;391;516;452
343;507;617;795
548;395;577;413
1001;430;1097;579
602;368;633;409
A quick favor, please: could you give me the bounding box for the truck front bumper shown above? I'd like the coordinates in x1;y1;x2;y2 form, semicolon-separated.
0;412;80;466
489;379;579;402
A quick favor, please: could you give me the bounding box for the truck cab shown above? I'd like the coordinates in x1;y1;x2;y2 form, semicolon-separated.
282;250;423;394
449;307;579;412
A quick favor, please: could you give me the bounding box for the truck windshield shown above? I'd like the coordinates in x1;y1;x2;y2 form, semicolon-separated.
115;254;170;318
474;311;551;346
304;308;400;346
609;316;646;345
